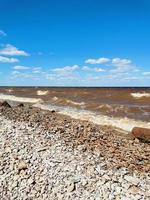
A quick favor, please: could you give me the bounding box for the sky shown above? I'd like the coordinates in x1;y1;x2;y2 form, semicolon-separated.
0;0;150;86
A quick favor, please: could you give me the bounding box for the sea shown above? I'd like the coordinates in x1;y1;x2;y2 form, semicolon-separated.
0;87;150;132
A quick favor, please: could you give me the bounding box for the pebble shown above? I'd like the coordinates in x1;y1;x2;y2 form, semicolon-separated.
18;161;28;171
124;175;140;185
67;182;75;192
0;106;149;200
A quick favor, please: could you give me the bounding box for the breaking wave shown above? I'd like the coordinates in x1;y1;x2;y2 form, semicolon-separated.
37;90;48;96
66;99;85;106
34;103;150;132
0;94;42;103
6;89;14;93
52;96;58;101
131;92;150;98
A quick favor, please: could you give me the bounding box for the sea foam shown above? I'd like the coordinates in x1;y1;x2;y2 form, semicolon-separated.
66;99;85;106
0;94;42;103
37;90;48;96
131;92;150;98
34;103;150;132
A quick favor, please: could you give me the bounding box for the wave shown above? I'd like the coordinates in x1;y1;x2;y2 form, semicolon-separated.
98;104;125;112
6;89;13;93
0;94;42;103
37;90;48;96
34;103;150;132
66;99;85;106
52;96;58;101
131;92;150;98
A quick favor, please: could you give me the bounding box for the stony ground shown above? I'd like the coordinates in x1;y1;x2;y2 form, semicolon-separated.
0;105;150;200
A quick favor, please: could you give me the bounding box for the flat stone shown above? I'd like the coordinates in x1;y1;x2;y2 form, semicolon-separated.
124;175;140;185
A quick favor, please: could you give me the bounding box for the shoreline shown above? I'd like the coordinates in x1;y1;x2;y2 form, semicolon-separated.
1;91;150;131
0;104;150;199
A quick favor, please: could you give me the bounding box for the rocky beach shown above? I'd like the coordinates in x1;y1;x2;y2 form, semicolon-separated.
0;102;150;200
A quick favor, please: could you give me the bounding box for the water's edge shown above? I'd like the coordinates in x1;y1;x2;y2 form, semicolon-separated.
1;93;150;132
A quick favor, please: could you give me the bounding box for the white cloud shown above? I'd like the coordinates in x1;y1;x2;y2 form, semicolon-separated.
82;66;105;72
11;70;40;80
53;65;80;74
0;30;6;37
13;65;31;70
143;72;150;76
85;57;110;64
109;58;138;73
11;70;21;75
123;77;139;81
32;67;42;73
0;55;19;63
0;44;29;56
33;67;42;70
8;56;144;86
32;70;41;74
112;58;132;67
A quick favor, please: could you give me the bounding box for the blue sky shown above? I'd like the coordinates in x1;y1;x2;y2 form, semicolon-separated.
0;0;150;86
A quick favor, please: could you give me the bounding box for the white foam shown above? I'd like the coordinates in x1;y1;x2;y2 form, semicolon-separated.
6;89;13;93
34;103;150;132
66;99;85;106
52;96;58;101
0;94;42;103
37;90;48;96
131;92;150;98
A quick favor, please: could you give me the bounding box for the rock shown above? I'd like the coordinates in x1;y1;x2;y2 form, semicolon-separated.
124;175;140;185
0;101;11;108
128;185;142;194
131;127;150;143
72;176;81;183
51;110;55;113
81;178;88;186
67;182;75;192
17;103;24;107
18;161;28;171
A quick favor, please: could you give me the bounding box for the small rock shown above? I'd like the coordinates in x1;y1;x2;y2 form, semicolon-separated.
18;161;28;171
81;178;88;186
124;175;140;185
51;110;55;113
128;185;142;194
0;101;11;108
67;182;75;192
17;103;24;107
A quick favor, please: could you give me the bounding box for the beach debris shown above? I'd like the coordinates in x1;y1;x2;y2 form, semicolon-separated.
131;127;150;143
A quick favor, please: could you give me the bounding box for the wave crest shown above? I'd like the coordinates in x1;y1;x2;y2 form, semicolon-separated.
66;99;85;106
37;90;48;96
131;92;150;98
0;94;42;103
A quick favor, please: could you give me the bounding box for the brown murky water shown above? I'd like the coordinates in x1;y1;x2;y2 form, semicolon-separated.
0;87;150;122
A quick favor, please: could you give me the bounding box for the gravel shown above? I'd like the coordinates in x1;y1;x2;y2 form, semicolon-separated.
0;105;150;199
